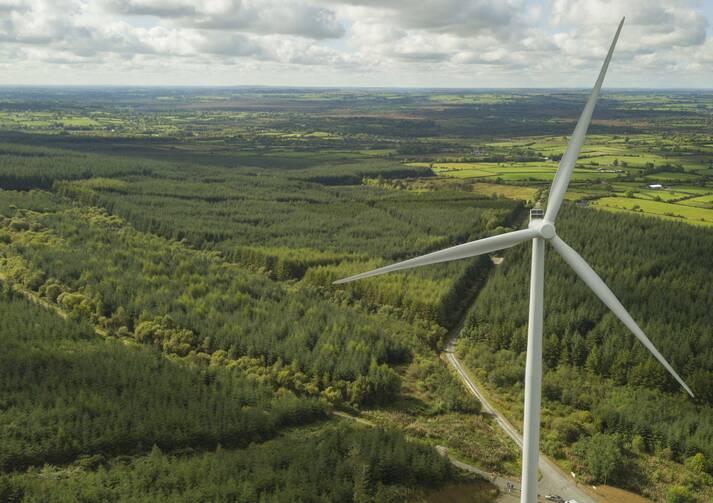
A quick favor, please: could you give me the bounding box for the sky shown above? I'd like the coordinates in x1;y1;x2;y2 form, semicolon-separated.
0;0;711;88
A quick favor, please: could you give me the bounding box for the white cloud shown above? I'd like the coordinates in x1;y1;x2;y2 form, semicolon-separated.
551;0;708;52
105;0;345;39
327;0;525;38
0;0;708;86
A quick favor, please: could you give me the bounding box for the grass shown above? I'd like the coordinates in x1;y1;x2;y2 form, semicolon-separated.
483;134;710;174
679;193;713;208
591;196;713;226
409;161;618;182
632;189;690;202
469;182;537;201
644;172;700;181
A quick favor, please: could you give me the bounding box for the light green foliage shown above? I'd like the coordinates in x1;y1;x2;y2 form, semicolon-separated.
593;197;713;226
409;357;481;414
685;453;708;475
1;202;417;404
574;433;622;484
0;87;710;501
666;486;695;503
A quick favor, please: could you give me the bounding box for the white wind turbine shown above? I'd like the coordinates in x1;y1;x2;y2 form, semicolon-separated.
335;17;694;503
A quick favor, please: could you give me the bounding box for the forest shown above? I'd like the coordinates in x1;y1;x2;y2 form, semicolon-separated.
0;290;454;501
459;206;713;500
0;288;326;471
1;423;455;503
0;87;711;502
0;146;507;501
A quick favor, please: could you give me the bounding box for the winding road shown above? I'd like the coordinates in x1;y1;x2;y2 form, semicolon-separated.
445;327;598;503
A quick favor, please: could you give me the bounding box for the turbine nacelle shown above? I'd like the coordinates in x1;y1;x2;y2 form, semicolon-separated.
528;219;556;240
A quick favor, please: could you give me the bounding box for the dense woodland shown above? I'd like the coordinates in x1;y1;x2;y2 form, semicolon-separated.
56;169;519;328
0;143;154;190
0;289;325;471
58;173;515;259
1;424;454;502
1;202;420;404
459;206;713;497
0;140;505;500
0;290;453;500
0;87;712;502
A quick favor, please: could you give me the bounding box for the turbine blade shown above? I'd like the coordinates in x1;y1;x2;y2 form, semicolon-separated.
550;236;694;397
545;17;625;221
334;228;536;284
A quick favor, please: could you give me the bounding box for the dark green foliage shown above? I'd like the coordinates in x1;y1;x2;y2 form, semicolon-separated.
58;165;518;333
4;424;452;503
0;289;326;471
228;245;353;280
291;160;431;185
0;143;153;190
460;205;713;464
350;361;402;406
58;174;517;259
2;87;710;500
306;254;493;329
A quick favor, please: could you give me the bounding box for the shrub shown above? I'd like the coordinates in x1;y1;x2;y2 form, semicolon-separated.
666;486;694;503
574;433;622;484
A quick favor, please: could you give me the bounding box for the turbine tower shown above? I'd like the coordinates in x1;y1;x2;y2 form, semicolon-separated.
335;17;694;503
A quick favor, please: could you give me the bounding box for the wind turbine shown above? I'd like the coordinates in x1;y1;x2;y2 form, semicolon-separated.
335;17;693;503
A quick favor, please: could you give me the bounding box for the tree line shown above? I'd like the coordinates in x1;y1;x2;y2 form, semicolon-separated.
1;423;455;503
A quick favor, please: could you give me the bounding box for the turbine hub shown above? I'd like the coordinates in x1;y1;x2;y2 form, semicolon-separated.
529;219;556;240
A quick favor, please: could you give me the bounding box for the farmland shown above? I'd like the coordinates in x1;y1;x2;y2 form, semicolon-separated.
0;87;711;502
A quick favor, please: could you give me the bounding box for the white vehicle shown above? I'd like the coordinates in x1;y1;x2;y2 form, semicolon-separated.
565;500;580;503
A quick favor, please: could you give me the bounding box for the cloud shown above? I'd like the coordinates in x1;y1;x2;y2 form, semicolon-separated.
327;0;526;40
551;0;708;52
106;0;345;39
0;0;346;63
104;0;195;17
0;0;709;86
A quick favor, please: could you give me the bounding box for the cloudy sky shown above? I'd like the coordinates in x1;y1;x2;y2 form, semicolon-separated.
0;0;711;88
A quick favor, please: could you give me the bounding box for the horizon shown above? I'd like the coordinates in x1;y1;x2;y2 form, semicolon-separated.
1;84;713;91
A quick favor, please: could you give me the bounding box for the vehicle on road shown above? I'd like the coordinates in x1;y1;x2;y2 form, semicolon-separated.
545;496;564;503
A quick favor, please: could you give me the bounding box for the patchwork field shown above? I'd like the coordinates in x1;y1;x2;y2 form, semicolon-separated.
399;130;713;227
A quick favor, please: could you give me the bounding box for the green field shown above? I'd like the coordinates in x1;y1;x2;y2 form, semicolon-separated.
680;193;713;208
592;196;713;226
410;161;619;182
